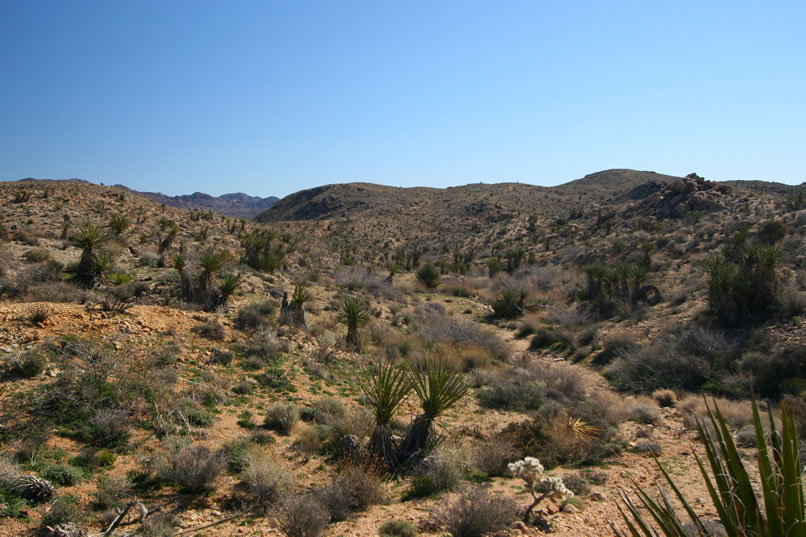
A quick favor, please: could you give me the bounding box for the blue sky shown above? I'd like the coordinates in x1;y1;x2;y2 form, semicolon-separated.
1;1;804;197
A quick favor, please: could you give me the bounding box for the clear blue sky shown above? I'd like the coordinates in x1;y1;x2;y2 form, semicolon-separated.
1;1;804;198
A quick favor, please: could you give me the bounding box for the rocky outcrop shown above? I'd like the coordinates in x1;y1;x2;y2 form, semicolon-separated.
628;173;732;219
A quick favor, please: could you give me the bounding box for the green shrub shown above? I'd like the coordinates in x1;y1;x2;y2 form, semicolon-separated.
379;519;418;537
416;263;440;289
42;463;85;486
41;494;81;528
490;288;526;319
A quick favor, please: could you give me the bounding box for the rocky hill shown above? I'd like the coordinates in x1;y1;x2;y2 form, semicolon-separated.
257;169;680;224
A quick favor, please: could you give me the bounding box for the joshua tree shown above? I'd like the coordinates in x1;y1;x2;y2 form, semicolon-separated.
338;295;369;351
359;360;411;471
397;358;468;464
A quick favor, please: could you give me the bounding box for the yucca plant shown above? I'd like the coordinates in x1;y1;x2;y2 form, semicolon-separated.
491;288;527;319
359;360;412;471
612;399;805;537
196;248;231;305
397;358;469;464
108;213;130;235
338;295;369;351
217;272;242;307
72;222;107;287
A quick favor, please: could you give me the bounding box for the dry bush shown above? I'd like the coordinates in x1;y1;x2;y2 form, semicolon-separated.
241;445;293;509
264;403;300;435
593;331;637;366
629;397;661;424
415;310;510;361
158;443;225;492
472;436;517;477
677;396;770;431
315;463;385;522
141;513;177;537
652;389;677;407
430;486;518;537
191;320;225;340
409;449;466;497
277;495;329;537
0;456;20;488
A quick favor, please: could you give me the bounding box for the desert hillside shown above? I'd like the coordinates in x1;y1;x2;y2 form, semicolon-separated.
0;172;805;537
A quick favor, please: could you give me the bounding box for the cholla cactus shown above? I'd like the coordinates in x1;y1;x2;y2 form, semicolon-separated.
10;474;57;503
508;457;572;523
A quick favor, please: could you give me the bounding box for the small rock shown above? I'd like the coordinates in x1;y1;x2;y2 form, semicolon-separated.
563;503;579;514
589;492;607;501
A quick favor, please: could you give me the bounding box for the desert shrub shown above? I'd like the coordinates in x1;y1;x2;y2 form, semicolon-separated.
490;288;526;319
2;349;46;379
90;408;130;447
407;450;465;498
757;220;787;244
42;463;85;486
234;300;276;331
241;445;293;509
246;329;286;360
23;247;51;263
92;474;133;510
592;331;637;365
416;311;509;362
562;473;591;496
278;495;329;537
141;513;177;537
379;519;418;537
416;263;440;289
529;327;573;351
264;403;299;435
301;396;347;425
315;463;384;521
431;486;517;537
706;239;782;326
472;436;517;477
652;389;677;407
0;457;20;489
191;320;225;340
159;444;225;492
477;374;544;411
41;493;81;528
677;396;760;431
605;325;739;394
742;345;806;398
630;398;661;424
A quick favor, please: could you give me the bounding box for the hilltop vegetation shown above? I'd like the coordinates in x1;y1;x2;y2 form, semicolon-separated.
0;171;805;536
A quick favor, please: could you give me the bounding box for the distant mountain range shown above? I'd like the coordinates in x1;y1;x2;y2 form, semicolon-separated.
12;178;278;219
113;186;278;219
